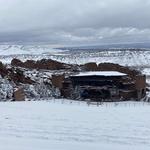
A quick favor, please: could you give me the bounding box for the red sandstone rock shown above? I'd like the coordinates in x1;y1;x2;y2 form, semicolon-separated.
13;87;25;101
11;58;71;70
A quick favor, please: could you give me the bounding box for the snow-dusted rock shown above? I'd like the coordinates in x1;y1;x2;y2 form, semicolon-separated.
0;76;13;100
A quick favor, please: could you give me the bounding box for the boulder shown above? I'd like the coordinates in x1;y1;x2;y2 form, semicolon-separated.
13;87;25;101
82;62;98;71
11;58;24;67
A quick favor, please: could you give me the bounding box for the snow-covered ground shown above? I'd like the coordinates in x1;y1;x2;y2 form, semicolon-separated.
0;45;66;55
0;45;150;68
0;45;68;64
0;100;150;150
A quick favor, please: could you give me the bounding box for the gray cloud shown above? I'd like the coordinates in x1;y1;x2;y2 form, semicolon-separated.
0;0;150;45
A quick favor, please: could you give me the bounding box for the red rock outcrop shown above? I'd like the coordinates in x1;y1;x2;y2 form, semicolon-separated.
13;87;25;101
11;58;71;70
82;62;141;78
0;61;8;77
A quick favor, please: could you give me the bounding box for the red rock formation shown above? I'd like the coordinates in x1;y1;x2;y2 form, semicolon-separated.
0;61;8;77
8;68;34;85
13;87;25;101
81;62;98;71
11;58;71;70
11;59;24;67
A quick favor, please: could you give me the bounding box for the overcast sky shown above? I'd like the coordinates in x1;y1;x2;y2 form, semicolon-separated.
0;0;150;45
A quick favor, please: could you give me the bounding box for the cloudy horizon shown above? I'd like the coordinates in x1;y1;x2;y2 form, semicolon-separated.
0;0;150;46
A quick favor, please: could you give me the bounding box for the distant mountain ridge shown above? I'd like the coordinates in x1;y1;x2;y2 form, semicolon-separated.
57;42;150;50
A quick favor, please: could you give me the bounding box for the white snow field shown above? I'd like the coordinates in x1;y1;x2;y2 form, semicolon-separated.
0;45;66;55
0;45;68;64
1;45;150;68
0;100;150;150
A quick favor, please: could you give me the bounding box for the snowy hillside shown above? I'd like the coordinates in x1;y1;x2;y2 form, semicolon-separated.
0;45;150;68
0;100;150;150
0;45;67;64
49;49;150;67
0;45;66;55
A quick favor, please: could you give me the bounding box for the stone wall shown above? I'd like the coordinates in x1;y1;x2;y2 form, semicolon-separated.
135;75;146;90
51;74;65;89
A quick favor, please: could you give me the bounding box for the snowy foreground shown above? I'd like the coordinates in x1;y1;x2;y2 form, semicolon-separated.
0;100;150;150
